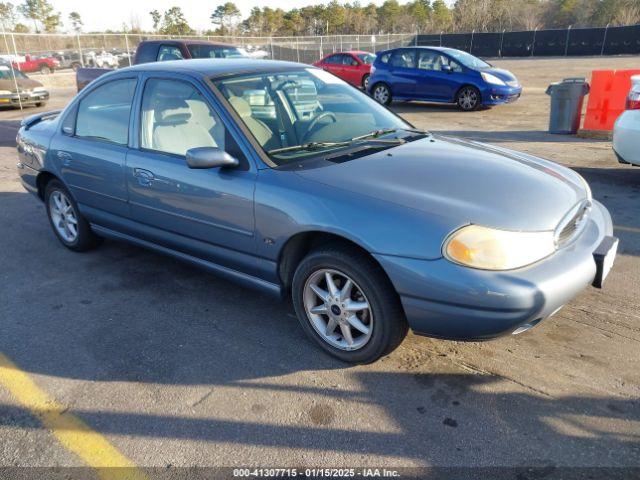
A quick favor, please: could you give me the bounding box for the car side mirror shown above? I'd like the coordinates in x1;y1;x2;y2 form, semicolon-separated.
441;65;453;73
186;147;239;169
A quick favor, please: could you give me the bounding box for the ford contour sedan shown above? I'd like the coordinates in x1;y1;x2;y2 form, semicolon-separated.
16;59;618;363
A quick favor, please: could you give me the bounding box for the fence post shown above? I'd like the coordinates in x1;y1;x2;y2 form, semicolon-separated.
500;29;505;57
76;34;84;67
270;37;274;60
319;35;323;60
439;31;443;47
531;27;537;56
296;37;300;63
470;29;474;54
9;32;23;110
415;30;418;46
387;33;390;49
124;33;132;66
601;23;609;56
564;25;572;56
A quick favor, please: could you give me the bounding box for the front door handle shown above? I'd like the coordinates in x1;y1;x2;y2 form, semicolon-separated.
133;167;155;187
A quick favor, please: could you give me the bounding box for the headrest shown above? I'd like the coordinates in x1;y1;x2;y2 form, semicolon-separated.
155;98;191;124
228;96;251;118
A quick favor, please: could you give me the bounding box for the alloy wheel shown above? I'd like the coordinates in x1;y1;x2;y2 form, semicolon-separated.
303;268;373;351
373;85;389;104
49;190;78;243
458;88;478;110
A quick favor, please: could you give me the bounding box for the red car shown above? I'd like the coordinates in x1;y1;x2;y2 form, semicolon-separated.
12;54;59;74
313;50;376;89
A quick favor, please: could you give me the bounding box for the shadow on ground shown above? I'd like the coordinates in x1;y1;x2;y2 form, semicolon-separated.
1;178;639;464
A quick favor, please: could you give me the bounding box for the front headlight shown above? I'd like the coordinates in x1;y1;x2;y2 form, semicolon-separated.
444;225;556;270
0;90;13;95
481;72;506;86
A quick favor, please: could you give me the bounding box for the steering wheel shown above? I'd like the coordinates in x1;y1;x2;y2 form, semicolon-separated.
302;111;338;143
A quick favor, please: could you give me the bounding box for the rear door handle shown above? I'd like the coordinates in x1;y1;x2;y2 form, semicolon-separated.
133;167;154;186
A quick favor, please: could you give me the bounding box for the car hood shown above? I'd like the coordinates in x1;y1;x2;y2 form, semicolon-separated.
295;135;588;232
0;77;43;92
481;67;518;84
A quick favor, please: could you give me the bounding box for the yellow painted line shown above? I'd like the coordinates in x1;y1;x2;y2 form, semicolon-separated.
0;352;148;480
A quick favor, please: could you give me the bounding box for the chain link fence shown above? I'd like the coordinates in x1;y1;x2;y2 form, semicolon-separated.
0;32;417;71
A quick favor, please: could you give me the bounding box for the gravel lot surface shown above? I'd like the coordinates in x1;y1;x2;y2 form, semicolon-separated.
0;57;638;473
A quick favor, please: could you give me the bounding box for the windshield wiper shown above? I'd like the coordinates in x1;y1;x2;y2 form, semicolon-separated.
266;129;422;156
351;127;428;141
267;141;351;155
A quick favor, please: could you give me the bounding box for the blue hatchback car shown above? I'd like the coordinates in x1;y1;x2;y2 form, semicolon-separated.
16;59;616;364
367;46;522;110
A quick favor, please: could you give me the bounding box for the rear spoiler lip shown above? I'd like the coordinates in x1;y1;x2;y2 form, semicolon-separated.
21;110;62;130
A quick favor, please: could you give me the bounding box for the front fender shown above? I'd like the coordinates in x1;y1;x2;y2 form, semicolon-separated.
255;168;461;263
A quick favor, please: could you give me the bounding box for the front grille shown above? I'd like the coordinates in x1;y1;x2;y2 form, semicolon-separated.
556;204;590;245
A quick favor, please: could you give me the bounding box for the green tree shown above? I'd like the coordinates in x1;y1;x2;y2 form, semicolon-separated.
0;2;17;31
159;7;193;35
211;2;241;35
42;11;60;31
13;21;27;31
431;0;453;31
149;9;161;32
68;11;82;33
19;0;56;32
377;0;403;32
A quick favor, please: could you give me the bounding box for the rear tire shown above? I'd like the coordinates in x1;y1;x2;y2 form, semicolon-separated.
372;83;392;106
456;86;481;111
45;180;102;252
362;73;370;90
292;245;408;363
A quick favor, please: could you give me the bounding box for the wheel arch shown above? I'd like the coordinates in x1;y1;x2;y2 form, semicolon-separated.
455;83;482;104
277;230;392;293
36;170;60;201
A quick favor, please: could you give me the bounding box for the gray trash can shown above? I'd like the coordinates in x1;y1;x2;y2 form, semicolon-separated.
546;77;590;134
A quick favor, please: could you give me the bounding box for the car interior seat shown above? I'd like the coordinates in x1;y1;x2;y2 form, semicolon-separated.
228;96;277;149
152;98;217;156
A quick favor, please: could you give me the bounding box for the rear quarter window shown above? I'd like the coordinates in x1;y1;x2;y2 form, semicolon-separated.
135;43;158;64
378;53;390;64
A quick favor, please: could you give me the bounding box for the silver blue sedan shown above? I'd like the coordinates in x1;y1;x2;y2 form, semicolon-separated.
16;59;618;363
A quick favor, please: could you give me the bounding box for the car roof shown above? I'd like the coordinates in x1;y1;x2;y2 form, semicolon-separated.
121;58;310;78
380;46;458;54
139;39;236;47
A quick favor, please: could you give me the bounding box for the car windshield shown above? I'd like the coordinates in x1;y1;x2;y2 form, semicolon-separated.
188;44;247;59
214;68;422;166
0;66;27;79
357;53;376;64
444;49;490;69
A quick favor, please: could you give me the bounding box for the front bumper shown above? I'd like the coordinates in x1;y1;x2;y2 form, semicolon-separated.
375;200;614;340
0;91;49;107
481;85;522;105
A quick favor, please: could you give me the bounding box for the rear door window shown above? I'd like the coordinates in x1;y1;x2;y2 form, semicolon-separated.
390;49;416;68
75;78;137;145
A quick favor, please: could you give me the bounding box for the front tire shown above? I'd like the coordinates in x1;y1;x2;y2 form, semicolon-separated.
292;246;408;363
456;86;481;111
372;83;392;106
39;64;51;75
45;180;101;252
